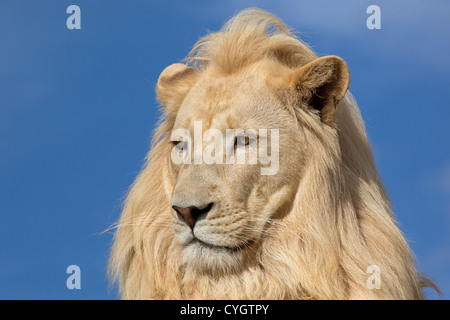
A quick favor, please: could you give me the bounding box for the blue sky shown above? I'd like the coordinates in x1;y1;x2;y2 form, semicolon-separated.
0;0;448;299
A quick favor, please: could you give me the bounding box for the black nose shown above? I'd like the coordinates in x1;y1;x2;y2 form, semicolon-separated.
172;203;214;229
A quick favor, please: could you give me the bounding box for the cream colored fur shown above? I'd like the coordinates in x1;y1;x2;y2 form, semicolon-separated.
108;8;436;299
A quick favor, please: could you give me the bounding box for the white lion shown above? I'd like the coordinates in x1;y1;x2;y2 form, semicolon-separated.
109;8;438;299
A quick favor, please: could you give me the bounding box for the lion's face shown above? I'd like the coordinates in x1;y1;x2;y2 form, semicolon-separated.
157;55;349;275
166;60;304;273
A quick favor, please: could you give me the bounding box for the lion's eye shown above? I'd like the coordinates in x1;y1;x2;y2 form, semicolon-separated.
172;140;188;152
235;136;249;147
234;135;256;151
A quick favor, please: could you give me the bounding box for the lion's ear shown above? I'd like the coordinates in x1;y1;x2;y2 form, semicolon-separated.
289;55;350;125
156;63;199;115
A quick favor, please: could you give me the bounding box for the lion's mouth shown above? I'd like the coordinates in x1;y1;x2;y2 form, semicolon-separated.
189;237;252;253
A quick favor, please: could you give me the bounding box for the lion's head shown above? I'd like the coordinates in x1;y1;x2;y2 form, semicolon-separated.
109;9;435;299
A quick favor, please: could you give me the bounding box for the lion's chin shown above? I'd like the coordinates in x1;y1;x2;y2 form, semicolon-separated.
181;238;249;274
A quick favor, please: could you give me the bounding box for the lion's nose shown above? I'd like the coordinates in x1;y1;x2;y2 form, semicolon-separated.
172;203;214;229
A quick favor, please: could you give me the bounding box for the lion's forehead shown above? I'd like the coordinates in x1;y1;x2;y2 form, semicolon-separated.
175;66;286;131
